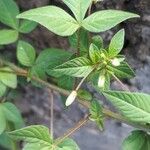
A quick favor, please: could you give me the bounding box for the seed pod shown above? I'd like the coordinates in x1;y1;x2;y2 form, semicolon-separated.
98;75;105;88
65;90;77;106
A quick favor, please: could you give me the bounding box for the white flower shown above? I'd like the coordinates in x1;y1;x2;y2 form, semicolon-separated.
111;58;120;66
98;75;105;88
65;90;77;106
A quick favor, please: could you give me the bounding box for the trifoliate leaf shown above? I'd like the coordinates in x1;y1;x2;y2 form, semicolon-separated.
63;0;91;22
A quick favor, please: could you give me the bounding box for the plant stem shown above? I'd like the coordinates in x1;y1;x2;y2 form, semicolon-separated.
0;58;149;131
77;28;81;56
74;28;81;89
88;2;92;16
47;89;54;139
54;115;89;146
111;73;130;91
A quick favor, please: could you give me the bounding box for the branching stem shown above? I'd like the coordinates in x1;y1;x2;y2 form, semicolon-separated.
0;58;149;132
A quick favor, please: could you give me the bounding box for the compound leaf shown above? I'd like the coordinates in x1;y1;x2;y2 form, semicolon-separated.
63;0;91;22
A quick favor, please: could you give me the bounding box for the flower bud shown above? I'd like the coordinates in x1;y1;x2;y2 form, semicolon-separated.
98;75;105;88
65;90;77;106
111;58;120;66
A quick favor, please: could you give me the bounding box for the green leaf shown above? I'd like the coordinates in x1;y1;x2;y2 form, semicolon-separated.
89;44;101;63
17;40;36;67
23;143;50;150
52;57;93;77
9;125;52;146
57;138;80;150
17;6;80;36
69;29;89;55
91;35;103;50
78;89;92;101
0;67;17;88
108;29;125;57
2;102;24;129
63;0;91;22
36;48;72;69
122;130;150;150
0;29;18;45
0;0;19;29
0;82;7;97
89;100;104;130
108;61;135;79
82;10;139;33
19;20;37;33
103;91;150;123
36;48;72;77
57;75;75;90
0;133;12;149
0;106;6;134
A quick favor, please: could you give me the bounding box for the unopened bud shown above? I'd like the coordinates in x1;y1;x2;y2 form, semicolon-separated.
98;75;105;88
65;90;77;106
111;58;120;66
